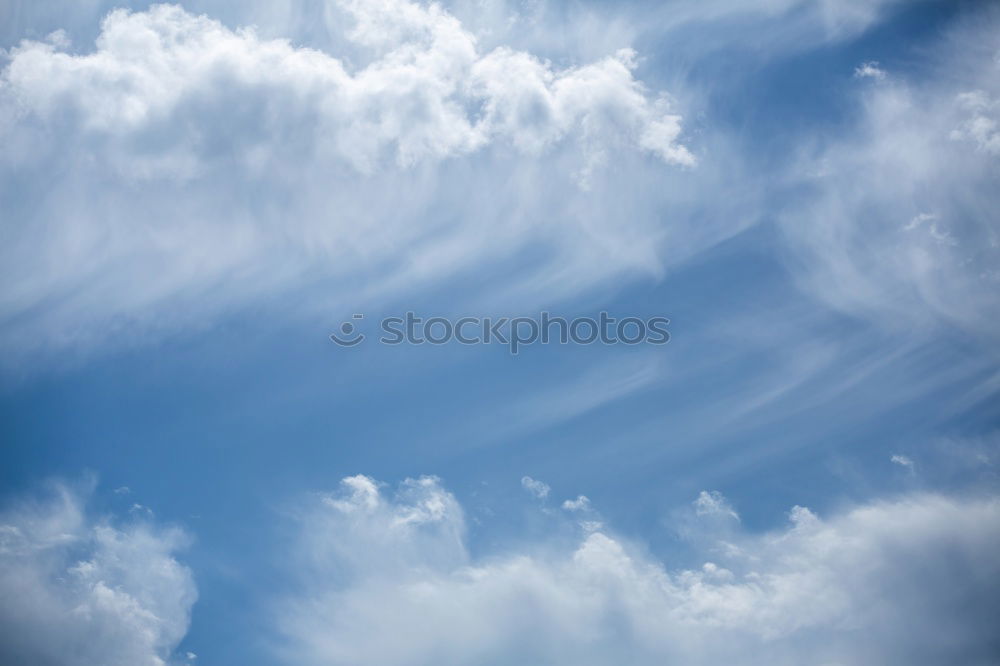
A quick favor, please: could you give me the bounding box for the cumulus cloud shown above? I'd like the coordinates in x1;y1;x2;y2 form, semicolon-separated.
0;481;197;666
1;2;691;172
0;1;720;365
276;475;1000;666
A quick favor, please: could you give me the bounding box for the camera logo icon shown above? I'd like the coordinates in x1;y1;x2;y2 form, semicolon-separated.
330;314;365;347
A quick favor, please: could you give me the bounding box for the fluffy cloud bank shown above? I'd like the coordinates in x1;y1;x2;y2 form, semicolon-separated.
2;2;691;173
0;482;196;666
278;475;1000;666
0;1;712;363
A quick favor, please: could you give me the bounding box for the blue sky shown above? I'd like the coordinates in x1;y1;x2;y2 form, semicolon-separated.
1;1;999;665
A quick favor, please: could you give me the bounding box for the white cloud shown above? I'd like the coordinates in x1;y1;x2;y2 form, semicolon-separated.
890;454;915;472
0;0;920;369
780;10;1000;345
277;475;1000;665
521;476;550;499
0;2;692;172
951;89;1000;155
854;60;886;80
693;489;740;521
0;481;197;666
297;475;467;579
561;494;591;511
0;1;721;366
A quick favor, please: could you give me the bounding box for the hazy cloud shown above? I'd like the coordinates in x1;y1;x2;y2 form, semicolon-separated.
521;476;551;499
854;61;887;80
780;12;1000;345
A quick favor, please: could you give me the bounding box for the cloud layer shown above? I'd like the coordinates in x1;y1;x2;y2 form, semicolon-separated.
278;475;1000;666
7;1;991;367
0;1;711;363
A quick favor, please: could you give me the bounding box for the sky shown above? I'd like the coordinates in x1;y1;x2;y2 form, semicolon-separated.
1;0;999;664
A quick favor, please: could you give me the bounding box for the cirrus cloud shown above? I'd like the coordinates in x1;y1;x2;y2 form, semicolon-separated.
780;10;1000;346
